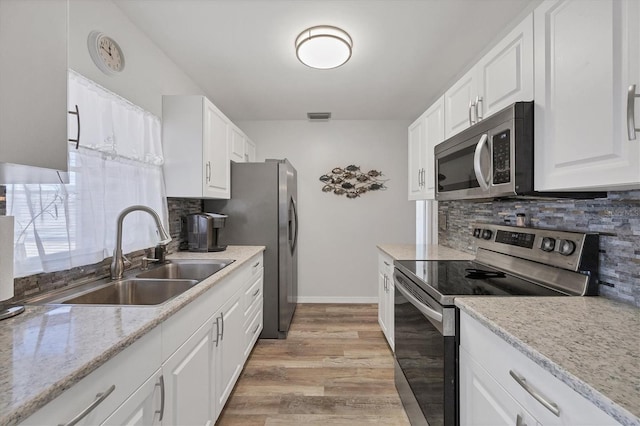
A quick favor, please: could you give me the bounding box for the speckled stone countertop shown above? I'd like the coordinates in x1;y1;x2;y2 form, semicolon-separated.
0;246;264;426
377;243;474;261
456;297;640;426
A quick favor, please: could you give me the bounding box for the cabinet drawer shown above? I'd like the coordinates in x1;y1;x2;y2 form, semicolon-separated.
378;253;394;276
460;311;619;425
21;327;161;426
243;273;263;317
244;304;263;359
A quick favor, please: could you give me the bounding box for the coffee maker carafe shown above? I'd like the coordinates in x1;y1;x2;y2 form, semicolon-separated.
186;213;227;252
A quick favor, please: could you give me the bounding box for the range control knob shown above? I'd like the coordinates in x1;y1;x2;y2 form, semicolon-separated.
558;239;576;256
540;237;556;252
481;229;493;240
473;228;481;238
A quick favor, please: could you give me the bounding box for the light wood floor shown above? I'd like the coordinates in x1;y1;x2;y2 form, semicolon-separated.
216;304;410;425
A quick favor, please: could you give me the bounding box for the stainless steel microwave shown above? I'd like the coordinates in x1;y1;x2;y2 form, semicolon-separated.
435;102;534;200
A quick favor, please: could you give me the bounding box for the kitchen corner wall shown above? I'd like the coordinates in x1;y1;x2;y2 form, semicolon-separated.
438;190;640;308
237;120;415;303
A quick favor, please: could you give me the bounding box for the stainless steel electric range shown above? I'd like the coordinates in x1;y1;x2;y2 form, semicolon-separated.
393;224;599;426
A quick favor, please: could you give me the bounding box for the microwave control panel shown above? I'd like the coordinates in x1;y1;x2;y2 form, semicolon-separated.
492;130;511;184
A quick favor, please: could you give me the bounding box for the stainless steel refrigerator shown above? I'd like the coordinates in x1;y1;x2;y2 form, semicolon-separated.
203;159;298;339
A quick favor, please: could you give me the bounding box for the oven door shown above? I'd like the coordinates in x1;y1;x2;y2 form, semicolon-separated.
435;131;492;201
394;269;457;426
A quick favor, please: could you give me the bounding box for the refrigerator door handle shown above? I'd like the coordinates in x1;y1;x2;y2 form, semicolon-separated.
290;196;299;255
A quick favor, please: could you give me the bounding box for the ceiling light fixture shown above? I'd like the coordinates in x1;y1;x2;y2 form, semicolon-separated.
295;25;352;70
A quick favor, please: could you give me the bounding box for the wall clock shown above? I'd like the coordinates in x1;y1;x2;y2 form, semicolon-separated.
87;31;125;75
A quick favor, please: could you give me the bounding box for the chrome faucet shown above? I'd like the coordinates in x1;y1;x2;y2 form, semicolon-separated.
110;205;172;280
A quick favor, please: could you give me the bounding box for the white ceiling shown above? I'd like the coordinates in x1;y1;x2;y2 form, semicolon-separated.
114;0;536;121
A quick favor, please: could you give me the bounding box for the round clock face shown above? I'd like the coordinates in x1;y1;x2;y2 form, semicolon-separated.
88;31;125;75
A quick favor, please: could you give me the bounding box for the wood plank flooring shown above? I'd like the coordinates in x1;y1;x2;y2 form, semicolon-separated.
216;304;410;426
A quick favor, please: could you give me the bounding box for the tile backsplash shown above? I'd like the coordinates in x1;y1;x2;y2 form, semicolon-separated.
438;190;640;307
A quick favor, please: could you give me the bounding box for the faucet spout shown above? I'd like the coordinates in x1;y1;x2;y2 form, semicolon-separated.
110;205;172;280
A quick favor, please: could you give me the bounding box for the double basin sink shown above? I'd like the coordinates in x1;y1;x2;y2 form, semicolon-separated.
29;259;234;306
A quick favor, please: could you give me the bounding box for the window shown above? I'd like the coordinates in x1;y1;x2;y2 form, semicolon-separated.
7;71;168;277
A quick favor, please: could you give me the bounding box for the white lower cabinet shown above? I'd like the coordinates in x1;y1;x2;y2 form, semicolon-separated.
21;253;264;426
460;348;540;426
214;291;244;416
460;311;620;426
377;251;394;351
163;320;215;426
102;369;164;426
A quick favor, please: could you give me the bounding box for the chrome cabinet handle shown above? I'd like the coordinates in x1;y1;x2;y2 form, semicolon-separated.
215;315;222;347
68;104;81;149
206;161;211;182
220;312;225;341
252;288;260;297
516;413;527;426
253;261;260;268
252;323;260;335
395;280;443;323
417;169;422;187
58;384;115;426
473;133;490;191
383;261;391;267
468;99;476;125
475;96;483;121
155;375;165;421
627;84;640;140
510;370;560;417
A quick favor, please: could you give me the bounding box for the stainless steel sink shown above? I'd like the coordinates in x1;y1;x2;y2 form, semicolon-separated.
60;278;199;306
135;259;234;280
25;259;235;306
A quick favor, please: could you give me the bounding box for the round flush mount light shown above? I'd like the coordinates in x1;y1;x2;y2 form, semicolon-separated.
295;25;353;69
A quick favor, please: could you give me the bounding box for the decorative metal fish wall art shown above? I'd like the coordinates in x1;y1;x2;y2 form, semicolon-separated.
319;165;389;199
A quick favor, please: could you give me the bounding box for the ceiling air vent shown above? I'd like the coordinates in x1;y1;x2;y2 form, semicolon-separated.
307;112;331;121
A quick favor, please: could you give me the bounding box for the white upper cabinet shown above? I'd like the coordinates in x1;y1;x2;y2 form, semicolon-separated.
534;0;640;191
163;95;231;199
244;138;256;162
409;96;445;201
230;125;246;163
0;0;69;183
445;13;534;139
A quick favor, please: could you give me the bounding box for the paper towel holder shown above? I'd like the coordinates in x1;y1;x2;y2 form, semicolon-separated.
0;216;24;321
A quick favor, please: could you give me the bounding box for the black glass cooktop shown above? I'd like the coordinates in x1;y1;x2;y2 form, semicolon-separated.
394;260;566;306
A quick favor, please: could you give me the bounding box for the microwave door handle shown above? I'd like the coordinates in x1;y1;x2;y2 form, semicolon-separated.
473;133;490;191
395;280;443;323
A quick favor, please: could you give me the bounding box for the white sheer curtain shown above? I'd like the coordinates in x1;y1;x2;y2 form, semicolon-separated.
7;70;168;277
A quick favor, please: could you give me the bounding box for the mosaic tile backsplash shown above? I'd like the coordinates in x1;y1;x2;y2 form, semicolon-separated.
10;197;203;301
438;190;640;307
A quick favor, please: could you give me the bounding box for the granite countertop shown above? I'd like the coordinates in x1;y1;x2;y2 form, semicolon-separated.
456;297;640;426
0;245;265;426
377;243;475;261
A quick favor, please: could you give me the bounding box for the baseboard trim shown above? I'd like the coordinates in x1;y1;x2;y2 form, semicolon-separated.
296;296;379;304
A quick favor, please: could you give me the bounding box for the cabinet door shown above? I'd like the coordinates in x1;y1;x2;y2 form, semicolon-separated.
477;13;534;118
534;0;640;190
0;0;68;176
102;370;163;426
460;348;539;426
408;117;426;200
423;96;445;196
378;268;388;338
214;292;245;415
244;138;256;162
163;321;213;426
203;100;230;198
230;126;245;163
445;67;477;138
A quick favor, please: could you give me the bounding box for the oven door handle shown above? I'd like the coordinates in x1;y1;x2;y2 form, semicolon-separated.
473;133;490;191
395;280;443;323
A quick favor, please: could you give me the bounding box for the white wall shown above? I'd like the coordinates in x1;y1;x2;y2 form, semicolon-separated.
237;120;415;302
69;0;203;117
